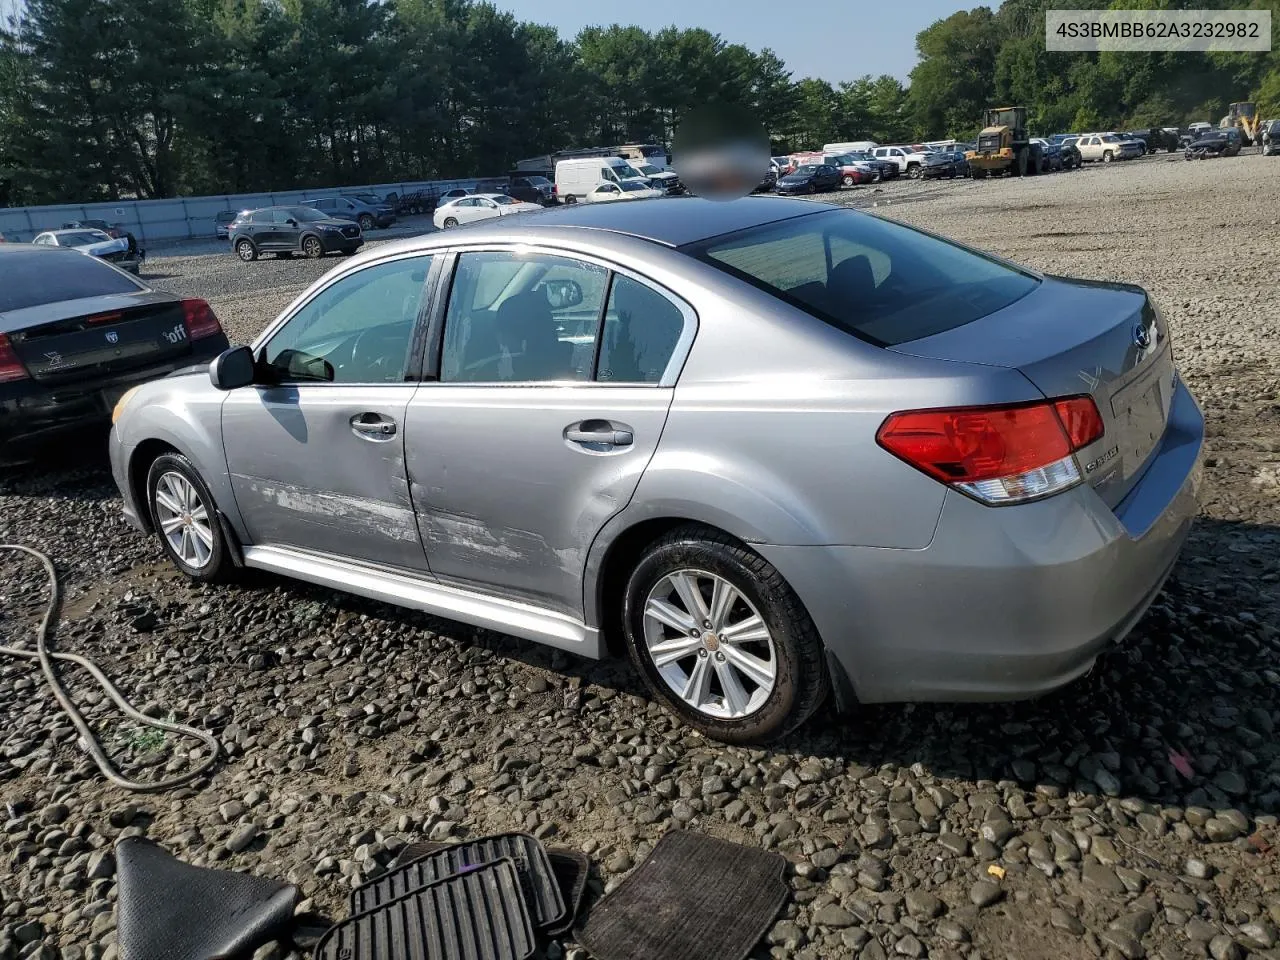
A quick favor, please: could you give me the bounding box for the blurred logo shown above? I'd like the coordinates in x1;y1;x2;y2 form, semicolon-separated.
1133;323;1151;349
106;331;119;344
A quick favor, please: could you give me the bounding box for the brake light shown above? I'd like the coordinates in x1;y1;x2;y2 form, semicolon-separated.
181;298;223;340
86;311;124;325
0;334;29;383
876;396;1105;505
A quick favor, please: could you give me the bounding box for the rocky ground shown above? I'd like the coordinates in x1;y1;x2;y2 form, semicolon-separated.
2;153;1280;960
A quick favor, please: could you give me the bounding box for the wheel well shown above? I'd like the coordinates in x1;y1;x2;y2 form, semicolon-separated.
595;518;756;658
128;439;179;533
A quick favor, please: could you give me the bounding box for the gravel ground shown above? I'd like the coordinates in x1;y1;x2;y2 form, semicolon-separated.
3;154;1280;960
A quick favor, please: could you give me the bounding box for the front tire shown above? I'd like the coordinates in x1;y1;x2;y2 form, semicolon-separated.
146;453;235;583
443;217;458;228
1103;150;1114;163
623;524;829;744
235;239;258;262
358;214;375;231
907;163;921;179
302;235;323;259
842;174;855;187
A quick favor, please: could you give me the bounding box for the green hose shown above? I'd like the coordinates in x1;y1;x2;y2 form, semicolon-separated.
0;544;220;793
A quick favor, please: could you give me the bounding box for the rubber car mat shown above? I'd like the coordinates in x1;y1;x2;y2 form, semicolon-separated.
114;836;299;960
315;857;535;960
574;830;789;960
394;841;589;937
354;832;565;929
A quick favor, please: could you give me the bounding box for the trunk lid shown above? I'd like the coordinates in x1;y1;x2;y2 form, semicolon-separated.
890;276;1175;509
5;294;198;383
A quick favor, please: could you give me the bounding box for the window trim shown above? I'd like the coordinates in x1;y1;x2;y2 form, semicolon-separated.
425;242;698;389
250;249;441;388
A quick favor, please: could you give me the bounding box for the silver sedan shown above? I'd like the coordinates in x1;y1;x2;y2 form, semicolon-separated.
108;197;1204;742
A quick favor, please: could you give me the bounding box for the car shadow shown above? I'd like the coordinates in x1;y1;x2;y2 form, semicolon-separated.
0;428;118;502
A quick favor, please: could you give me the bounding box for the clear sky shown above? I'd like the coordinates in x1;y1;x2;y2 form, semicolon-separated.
494;0;967;84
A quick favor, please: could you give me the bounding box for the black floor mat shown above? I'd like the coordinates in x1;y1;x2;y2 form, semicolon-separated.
355;832;566;930
394;840;589;938
315;858;535;960
114;836;298;960
575;830;789;960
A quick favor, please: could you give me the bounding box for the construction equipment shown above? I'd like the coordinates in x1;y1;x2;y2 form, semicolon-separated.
1220;102;1260;147
965;106;1043;178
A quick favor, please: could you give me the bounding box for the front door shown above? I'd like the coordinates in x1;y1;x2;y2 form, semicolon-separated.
223;252;437;570
403;247;693;617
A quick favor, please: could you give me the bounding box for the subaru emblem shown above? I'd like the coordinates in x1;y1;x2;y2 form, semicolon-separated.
106;331;119;344
1132;324;1151;349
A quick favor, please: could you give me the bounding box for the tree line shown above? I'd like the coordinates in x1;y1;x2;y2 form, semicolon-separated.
1;0;1277;206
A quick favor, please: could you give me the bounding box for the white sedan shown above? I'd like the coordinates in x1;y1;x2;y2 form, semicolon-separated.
32;228;139;273
585;181;662;202
433;193;542;229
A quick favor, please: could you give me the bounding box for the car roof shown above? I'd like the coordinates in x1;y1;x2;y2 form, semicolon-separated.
421;196;831;248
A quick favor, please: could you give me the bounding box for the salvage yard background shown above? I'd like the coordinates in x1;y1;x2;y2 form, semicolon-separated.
2;155;1280;960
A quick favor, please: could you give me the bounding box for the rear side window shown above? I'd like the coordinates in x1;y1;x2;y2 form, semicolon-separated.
0;252;144;311
688;209;1039;347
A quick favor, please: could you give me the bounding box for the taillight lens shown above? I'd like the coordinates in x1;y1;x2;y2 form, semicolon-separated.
182;298;223;340
0;334;29;383
876;396;1105;505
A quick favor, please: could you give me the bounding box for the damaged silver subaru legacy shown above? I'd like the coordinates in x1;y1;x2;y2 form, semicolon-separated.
110;197;1203;743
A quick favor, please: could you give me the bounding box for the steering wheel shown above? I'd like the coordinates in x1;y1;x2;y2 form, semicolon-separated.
348;327;410;381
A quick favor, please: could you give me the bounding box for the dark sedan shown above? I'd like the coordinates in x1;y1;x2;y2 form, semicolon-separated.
847;151;899;180
753;169;778;193
775;163;842;195
1184;135;1240;160
0;245;228;457
229;206;364;262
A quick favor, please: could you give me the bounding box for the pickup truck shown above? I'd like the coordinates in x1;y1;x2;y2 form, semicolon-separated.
871;145;934;179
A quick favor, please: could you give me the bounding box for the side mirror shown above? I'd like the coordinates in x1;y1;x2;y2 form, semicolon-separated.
287;218;298;227
209;345;256;390
544;279;584;310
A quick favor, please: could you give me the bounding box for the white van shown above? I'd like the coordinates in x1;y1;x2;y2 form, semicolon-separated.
823;141;878;155
555;156;649;203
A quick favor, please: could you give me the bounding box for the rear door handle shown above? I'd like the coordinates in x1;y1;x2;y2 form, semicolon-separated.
350;413;397;439
564;420;633;447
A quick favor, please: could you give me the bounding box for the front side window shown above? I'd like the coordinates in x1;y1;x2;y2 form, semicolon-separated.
440;251;607;383
262;256;432;384
689;209;1038;347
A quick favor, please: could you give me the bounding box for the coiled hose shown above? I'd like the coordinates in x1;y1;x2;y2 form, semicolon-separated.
0;543;219;792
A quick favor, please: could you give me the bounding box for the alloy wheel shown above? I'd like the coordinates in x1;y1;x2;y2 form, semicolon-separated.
642;569;778;720
153;471;214;570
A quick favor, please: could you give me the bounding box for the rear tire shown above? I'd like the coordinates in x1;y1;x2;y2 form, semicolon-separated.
235;239;258;262
622;524;829;744
146;453;235;584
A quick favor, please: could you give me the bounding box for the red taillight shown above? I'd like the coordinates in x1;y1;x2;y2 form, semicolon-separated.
876;396;1104;505
0;334;29;383
86;311;124;325
182;298;223;340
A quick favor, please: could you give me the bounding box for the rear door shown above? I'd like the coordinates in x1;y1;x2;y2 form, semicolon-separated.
403;246;693;616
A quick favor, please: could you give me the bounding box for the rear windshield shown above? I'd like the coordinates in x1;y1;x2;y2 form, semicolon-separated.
687;209;1039;347
0;251;145;312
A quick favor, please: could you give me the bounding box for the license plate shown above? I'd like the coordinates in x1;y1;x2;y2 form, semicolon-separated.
1117;380;1164;468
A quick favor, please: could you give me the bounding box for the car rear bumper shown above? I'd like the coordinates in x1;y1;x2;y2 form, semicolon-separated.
0;335;229;451
759;377;1204;705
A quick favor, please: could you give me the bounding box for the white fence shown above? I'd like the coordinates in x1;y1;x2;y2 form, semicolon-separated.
0;176;490;244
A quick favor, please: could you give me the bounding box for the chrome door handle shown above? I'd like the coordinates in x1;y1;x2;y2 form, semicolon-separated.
350;413;397;438
564;420;633;447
